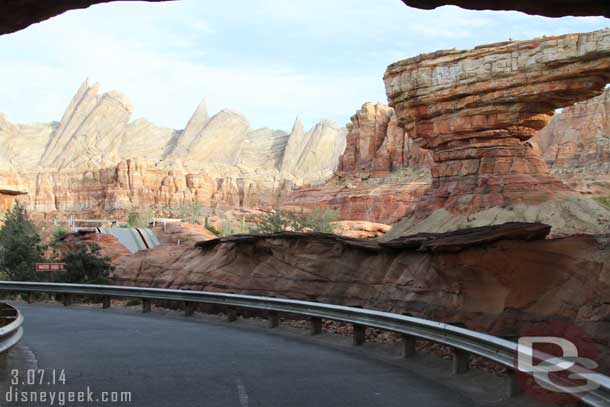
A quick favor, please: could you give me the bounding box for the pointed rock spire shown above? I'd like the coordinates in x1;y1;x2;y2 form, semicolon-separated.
172;97;209;156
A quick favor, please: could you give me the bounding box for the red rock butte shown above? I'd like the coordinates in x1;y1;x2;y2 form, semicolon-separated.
384;30;610;222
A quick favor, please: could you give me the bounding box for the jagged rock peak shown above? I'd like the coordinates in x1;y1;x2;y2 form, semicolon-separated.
40;79;134;170
173;97;210;156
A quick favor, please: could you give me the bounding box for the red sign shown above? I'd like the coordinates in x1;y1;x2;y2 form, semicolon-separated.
35;263;65;272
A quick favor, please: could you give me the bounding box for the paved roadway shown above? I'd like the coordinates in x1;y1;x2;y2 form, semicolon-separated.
4;304;481;407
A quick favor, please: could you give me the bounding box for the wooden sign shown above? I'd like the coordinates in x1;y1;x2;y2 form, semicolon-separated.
35;263;65;272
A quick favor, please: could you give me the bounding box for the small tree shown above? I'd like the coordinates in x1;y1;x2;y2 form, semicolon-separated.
127;207;154;228
255;209;298;233
303;208;337;233
0;203;46;281
254;208;337;234
59;242;113;285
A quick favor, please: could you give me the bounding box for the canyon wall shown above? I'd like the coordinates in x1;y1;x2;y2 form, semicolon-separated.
535;88;610;196
0;80;347;216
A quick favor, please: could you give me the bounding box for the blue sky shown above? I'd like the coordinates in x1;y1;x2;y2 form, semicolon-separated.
0;0;608;131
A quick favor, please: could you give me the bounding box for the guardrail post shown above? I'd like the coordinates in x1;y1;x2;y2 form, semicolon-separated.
402;334;416;358
63;294;72;307
452;348;470;375
142;299;151;313
102;296;111;309
184;301;194;317
226;307;237;322
353;324;366;346
268;311;279;328
25;292;33;304
505;370;521;398
310;317;322;335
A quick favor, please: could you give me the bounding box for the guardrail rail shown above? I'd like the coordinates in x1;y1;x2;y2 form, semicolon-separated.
0;281;608;406
0;302;24;366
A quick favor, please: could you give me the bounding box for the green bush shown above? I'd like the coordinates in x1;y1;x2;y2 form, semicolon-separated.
254;208;337;234
50;225;69;249
0;202;47;281
302;208;338;233
595;196;610;208
57;242;113;285
204;216;221;236
127;208;154;228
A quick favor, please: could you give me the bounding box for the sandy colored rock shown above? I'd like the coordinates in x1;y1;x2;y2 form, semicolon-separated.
338;102;430;179
281;119;347;183
0;81;346;216
383;29;610;235
332;220;391;239
535;88;610;196
152;221;217;245
121;119;178;162
40;80;134;170
237;128;289;170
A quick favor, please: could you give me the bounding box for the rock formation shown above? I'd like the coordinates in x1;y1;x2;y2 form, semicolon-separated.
535;88;610;196
281;119;347;183
41;80;134;170
337;102;430;179
383;29;610;237
0;80;347;215
112;224;610;371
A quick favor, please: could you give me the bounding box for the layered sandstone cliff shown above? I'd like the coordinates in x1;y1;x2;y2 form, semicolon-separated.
535;88;610;196
283;102;431;224
337;102;430;179
383;29;610;237
0;80;347;215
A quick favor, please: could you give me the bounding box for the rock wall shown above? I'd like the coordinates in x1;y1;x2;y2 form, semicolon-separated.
337;102;430;179
112;225;610;371
535;88;610;196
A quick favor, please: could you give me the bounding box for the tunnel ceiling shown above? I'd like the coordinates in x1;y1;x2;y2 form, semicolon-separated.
0;0;171;35
0;0;608;36
401;0;610;18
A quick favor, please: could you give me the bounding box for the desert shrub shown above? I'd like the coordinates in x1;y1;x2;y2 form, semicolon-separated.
0;202;47;281
127;207;154;228
595;196;610;208
254;208;337;234
204;216;221;236
57;242;113;285
178;202;203;224
302;208;338;233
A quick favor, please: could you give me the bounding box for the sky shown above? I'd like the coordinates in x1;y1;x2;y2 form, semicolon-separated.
0;0;608;132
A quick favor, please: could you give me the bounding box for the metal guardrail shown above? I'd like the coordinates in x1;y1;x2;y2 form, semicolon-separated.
0;281;609;406
0;302;24;361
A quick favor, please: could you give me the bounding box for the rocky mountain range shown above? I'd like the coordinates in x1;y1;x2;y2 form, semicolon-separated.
2;50;610;236
0;80;346;214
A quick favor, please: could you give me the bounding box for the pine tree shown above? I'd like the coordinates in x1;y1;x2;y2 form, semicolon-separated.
0;202;46;281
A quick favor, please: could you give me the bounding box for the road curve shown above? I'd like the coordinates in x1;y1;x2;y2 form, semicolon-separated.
7;303;479;407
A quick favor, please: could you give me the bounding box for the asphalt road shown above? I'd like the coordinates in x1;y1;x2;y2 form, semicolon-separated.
3;304;480;407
